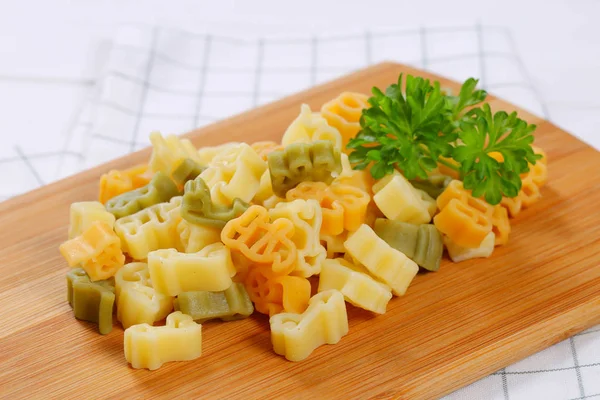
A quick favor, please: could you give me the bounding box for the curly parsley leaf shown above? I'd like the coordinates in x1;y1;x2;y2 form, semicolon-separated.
347;74;467;180
453;104;541;204
347;73;540;205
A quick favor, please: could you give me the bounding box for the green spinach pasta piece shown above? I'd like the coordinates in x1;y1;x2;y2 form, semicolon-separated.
373;219;444;271
172;158;206;187
267;140;342;197
106;171;179;219
409;175;453;198
173;282;254;322
66;268;115;334
181;175;249;228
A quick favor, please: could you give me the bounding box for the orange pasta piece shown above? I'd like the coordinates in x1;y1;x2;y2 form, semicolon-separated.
251;141;284;161
59;221;125;281
286;182;370;236
244;265;311;316
434;199;492;248
221;205;297;276
435;180;510;247
500;146;548;217
321;92;369;152
98;164;150;204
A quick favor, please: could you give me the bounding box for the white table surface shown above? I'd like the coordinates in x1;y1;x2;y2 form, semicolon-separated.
1;1;599;399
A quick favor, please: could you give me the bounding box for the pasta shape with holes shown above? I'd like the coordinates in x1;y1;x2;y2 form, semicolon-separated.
176;219;222;253
200;143;267;206
221;205;298;277
124;311;202;370
344;224;419;296
320;92;369;152
281;104;343;150
286;181;370;236
115;262;173;329
114;196;183;260
60;221;125;281
244;265;311;316
268;199;326;278
269;290;349;362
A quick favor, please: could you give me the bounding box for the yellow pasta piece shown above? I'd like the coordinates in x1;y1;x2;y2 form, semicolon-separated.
334;154;375;195
252;170;277;205
344;224;419;296
99;164;150;204
148;243;236;296
269;199;327;278
251;141;284;161
281;104;343;150
320;231;348;258
115;262;173;328
117;283;174;329
270;290;348;362
59;221;125;281
176;219;221;253
444;232;495;262
147;131;202;176
318;258;392;314
200;143;267;206
197;142;241;166
114;196;183;260
372;174;431;224
320;92;369;152
68;201;115;239
124;311;202;370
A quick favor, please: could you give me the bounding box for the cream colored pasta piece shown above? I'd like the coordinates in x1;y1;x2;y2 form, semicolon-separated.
318;258;392;314
197;142;241;166
281;104;343;150
114;196;183;260
199;143;266;206
372;173;431;224
344;224;419;296
148;243;236;296
124;311;202;370
68;201;115;239
268;199;326;278
270;290;348;362
114;262;173;329
176;218;222;253
444;232;495;262
147;131;202;176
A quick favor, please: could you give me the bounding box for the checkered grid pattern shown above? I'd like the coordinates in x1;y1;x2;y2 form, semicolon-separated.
1;24;598;400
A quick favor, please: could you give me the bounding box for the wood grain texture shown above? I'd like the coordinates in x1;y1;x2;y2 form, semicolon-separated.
1;62;599;400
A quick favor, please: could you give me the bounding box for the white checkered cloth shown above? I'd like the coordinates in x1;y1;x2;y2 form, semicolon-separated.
4;24;600;400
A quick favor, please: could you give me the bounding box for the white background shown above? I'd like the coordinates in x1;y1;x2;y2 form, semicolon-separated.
1;1;599;399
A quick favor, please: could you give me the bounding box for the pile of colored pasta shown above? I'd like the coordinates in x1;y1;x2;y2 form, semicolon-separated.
59;92;548;370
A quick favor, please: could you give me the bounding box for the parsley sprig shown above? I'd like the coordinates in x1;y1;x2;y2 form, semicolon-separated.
347;73;540;205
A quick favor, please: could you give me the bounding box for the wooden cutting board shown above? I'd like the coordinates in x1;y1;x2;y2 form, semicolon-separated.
1;62;599;400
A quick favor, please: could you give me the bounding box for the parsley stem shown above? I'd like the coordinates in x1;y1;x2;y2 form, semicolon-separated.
436;157;460;171
420;147;460;172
